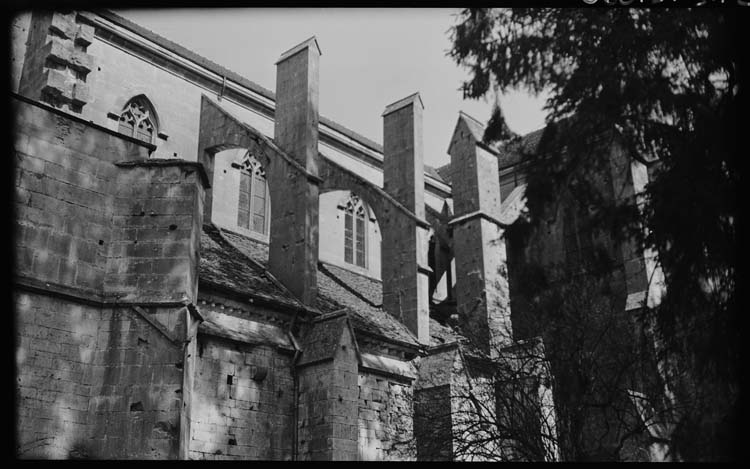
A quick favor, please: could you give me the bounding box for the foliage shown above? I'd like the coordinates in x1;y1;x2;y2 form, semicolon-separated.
449;7;742;461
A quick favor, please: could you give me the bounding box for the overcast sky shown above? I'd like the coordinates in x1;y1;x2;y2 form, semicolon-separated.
117;8;548;169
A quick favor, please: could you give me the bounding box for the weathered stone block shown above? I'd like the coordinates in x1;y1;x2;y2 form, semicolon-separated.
74;23;94;48
72;82;89;106
41;68;73;100
44;36;71;63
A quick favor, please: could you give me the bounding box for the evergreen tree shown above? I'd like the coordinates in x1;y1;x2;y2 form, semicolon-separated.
449;8;742;461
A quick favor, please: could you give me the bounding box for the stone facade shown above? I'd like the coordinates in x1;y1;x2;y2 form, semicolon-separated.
14;92;205;459
19;11;95;114
12;9;657;461
189;335;295;460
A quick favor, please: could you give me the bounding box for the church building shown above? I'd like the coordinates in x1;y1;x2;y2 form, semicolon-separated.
12;10;659;460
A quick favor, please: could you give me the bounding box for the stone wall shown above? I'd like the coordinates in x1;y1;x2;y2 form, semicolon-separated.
296;317;359;460
413;346;459;460
105;160;204;303
414;385;453;460
14;99;139;294
86;304;186;459
15;292;98;459
13;95;205;459
14;295;188;459
188;335;294;460
357;372;415;460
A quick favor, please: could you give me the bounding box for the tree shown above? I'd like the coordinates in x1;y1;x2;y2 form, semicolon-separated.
449;8;742;461
414;262;664;462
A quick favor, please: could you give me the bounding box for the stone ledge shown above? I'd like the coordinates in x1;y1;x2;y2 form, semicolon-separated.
74;23;94;47
14;274;190;309
41;69;73;100
448;209;509;229
114;159;211;188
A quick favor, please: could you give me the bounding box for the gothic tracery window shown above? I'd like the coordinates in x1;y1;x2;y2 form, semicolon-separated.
344;194;367;268
118;97;157;144
235;151;269;235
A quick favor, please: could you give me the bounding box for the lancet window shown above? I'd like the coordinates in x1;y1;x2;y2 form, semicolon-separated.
236;151;269;235
344;194;367;268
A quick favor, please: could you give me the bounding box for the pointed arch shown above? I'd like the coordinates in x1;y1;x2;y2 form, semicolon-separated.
118;95;159;144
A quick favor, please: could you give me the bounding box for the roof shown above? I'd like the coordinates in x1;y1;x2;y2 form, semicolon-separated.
276;36;321;64
202;225;421;348
459;111;487;143
424;164;446;184
199;224;303;310
495;127;546;169
434;163;452;186
315;263;417;346
429;318;462;346
499;183;527;225
382;92;424;116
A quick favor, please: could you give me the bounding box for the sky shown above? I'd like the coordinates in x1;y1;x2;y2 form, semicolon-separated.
117;8;549;169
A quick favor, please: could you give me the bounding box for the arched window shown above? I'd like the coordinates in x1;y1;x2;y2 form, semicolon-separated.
343;194;367;268
235;151;269;235
118;96;157;144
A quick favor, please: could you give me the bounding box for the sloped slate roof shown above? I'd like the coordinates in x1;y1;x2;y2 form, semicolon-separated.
219;229;270;264
499;183;527;225
460;111;487;142
429;318;462;346
315;263;417;346
318;263;381;307
434;163;452;186
424;164;445;184
199;224;303;310
202;226;420;347
496;127;545;169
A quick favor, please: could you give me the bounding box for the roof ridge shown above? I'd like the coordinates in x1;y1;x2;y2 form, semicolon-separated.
382;92;424;117
276;36;322;64
458;110;486;128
